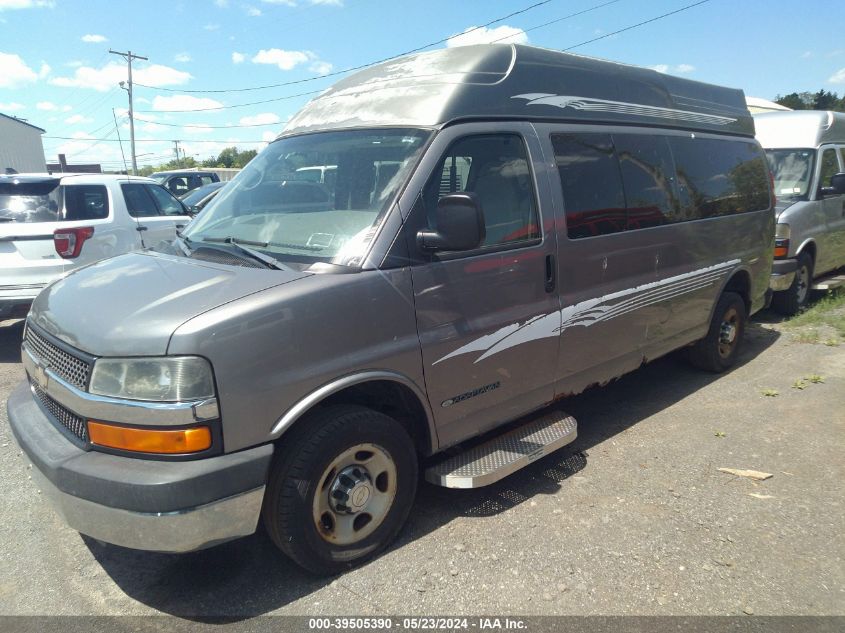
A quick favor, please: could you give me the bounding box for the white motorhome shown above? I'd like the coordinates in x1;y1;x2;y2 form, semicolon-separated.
755;111;845;314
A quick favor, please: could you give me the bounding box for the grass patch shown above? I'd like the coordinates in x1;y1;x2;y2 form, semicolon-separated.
783;289;845;343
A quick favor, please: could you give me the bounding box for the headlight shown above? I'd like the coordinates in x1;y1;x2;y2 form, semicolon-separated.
775;223;790;240
90;356;215;402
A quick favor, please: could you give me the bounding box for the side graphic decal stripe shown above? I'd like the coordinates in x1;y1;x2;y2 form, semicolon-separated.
511;94;738;126
433;259;740;366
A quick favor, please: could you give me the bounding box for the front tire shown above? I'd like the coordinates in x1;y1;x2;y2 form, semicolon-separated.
262;405;418;575
688;291;747;373
771;252;813;316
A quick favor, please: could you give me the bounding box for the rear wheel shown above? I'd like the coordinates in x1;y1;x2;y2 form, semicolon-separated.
771;252;813;316
262;405;418;575
688;291;747;373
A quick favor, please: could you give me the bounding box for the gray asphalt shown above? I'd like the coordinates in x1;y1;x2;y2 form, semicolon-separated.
0;317;843;618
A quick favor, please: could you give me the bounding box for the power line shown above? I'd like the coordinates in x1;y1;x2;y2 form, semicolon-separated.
490;0;623;43
110;48;148;174
563;0;712;51
43;135;267;144
135;88;322;113
134;117;283;129
134;0;559;94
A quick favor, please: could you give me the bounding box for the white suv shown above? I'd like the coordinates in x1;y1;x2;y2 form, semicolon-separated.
0;174;192;320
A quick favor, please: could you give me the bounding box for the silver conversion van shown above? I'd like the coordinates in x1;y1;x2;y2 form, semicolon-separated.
7;45;773;574
755;110;845;314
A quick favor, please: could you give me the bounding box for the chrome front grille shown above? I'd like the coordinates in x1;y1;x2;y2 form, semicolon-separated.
32;383;88;442
24;326;91;391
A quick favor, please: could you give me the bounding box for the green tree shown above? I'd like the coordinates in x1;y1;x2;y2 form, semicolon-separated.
775;90;844;113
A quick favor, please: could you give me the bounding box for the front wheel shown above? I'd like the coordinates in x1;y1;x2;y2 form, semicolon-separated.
262;405;418;575
688;291;747;373
771;252;813;316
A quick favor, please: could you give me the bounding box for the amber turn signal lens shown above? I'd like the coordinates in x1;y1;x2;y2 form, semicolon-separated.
87;421;212;454
773;246;789;258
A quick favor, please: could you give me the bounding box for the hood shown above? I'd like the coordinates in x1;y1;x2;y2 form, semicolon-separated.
774;198;801;219
29;251;310;356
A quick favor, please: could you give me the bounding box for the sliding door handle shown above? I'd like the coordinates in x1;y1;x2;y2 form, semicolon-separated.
544;254;556;293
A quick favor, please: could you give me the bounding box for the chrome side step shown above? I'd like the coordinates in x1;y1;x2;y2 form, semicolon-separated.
812;273;845;291
425;410;577;489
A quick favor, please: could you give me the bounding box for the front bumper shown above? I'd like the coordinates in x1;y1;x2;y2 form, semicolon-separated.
769;258;798;292
7;381;273;552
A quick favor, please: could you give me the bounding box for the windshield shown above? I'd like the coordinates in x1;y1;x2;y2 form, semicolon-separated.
0;183;62;223
765;149;815;200
182;128;430;267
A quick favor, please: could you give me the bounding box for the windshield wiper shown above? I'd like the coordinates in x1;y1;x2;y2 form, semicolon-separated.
202;236;287;270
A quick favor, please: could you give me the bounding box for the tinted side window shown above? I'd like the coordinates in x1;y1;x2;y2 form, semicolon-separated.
425;134;540;247
200;176;215;186
146;184;186;216
819;148;840;189
63;185;109;220
613;134;679;229
121;183;159;217
552;133;626;239
669;137;769;218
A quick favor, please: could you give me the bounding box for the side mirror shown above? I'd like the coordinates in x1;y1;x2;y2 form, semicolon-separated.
416;192;485;252
831;172;845;195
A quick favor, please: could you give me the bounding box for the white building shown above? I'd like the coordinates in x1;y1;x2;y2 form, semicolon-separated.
0;113;47;174
745;97;792;114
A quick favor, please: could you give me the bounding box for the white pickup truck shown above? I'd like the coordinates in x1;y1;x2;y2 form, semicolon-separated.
1;174;192;320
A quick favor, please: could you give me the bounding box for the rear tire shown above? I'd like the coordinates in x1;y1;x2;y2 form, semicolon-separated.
688;291;747;373
262;404;418;575
771;252;813;316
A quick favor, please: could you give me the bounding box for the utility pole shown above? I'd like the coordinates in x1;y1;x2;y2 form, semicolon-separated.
109;49;147;175
173;140;182;167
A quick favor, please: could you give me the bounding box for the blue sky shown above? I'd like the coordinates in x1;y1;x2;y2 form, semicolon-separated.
1;0;844;170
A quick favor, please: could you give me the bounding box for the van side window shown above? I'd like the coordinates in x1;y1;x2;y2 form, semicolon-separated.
63;185;109;221
552;133;626;239
425;134;540;247
121;183;159;217
612;134;679;229
669;137;769;218
819;148;840;189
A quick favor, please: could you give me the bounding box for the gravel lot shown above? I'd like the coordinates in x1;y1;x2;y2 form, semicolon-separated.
0;315;843;619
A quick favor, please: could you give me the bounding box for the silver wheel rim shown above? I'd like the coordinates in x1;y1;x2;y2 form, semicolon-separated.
718;306;740;359
312;443;397;545
796;265;810;304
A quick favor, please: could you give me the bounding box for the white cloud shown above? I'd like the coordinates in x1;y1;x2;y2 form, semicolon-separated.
36;101;58;110
174;52;192;63
446;25;527;48
50;62;192;92
214;0;228;6
38;62;50;78
66;60;85;68
204;23;220;30
64;114;93;125
246;6;261;16
81;34;107;43
232;51;246;64
829;68;845;84
0;52;38;88
0;101;25;111
649;63;695;75
801;51;813;59
239;112;280;126
152;94;224;111
309;0;343;5
0;0;54;11
252;48;312;70
261;0;296;5
309;60;332;75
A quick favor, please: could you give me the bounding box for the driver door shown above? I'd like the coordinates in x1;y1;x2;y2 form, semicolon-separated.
407;123;561;448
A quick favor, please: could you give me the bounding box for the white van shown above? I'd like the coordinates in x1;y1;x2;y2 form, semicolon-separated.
755;111;845;314
0;174;193;320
